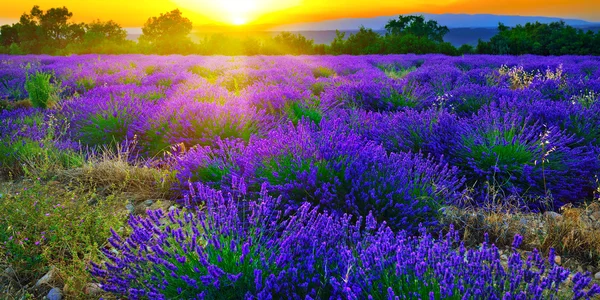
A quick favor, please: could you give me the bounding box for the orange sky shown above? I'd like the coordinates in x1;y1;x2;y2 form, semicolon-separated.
0;0;599;28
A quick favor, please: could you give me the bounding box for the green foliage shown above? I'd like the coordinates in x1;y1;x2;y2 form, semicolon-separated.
329;30;347;55
310;81;327;96
385;15;450;43
384;91;419;108
16;5;84;53
0;25;19;47
24;71;59;109
256;154;346;200
458;44;475;55
79;112;128;148
270;32;316;55
378;64;416;79
0;115;83;178
463;133;534;175
344;27;383;54
570;91;598;109
190;163;230;184
84;19;127;43
311;67;336;78
139;9;193;54
285;101;323;125
189;66;222;83
0;180;129;294
477;21;600;55
76;76;96;92
4;6;468;55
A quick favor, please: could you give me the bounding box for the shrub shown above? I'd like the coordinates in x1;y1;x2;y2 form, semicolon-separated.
134;99;263;156
91;181;600;299
0;180;129;297
451;106;599;209
321;79;417;111
0;109;83;178
188;65;222;83
174;138;247;190
339;108;458;157
246;120;463;231
77;95;148;148
378;64;416;79
311;66;336;78
310;81;327;96
24;71;59;109
75;76;96;92
284;101;322;125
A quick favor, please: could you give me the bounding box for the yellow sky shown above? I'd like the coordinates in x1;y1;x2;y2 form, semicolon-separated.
0;0;599;28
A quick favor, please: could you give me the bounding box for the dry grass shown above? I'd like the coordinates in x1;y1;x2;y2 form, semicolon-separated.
442;201;600;271
57;145;177;204
0;99;33;110
541;203;600;266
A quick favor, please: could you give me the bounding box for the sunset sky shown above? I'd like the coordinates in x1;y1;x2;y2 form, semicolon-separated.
1;0;599;28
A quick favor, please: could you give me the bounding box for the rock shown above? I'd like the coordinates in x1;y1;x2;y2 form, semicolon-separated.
84;283;103;296
168;205;177;212
595;272;600;280
46;287;62;300
35;266;56;288
577;265;584;273
500;254;508;261
125;202;135;214
3;267;16;279
554;255;562;265
544;211;563;222
144;199;154;207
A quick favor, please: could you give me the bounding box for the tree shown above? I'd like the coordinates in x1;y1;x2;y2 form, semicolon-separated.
329;30;347;55
85;20;127;43
385;15;449;43
476;21;600;55
458;44;475;55
16;5;84;53
345;26;382;54
0;25;19;47
140;9;193;54
272;32;315;55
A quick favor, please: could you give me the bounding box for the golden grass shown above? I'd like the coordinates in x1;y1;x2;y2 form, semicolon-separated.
442;201;600;269
57;146;177;204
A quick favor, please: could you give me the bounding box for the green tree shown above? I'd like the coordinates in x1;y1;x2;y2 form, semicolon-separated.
385;15;449;43
329;30;347;55
458;44;475;55
140;9;193;54
0;25;19;47
345;26;382;54
272;32;315;55
477;21;600;56
85;20;127;43
16;5;84;53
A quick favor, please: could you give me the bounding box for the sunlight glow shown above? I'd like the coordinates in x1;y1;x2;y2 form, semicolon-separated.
231;16;248;25
172;0;301;25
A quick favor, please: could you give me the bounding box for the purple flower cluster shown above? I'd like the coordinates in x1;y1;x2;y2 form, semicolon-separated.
2;54;600;219
91;180;600;299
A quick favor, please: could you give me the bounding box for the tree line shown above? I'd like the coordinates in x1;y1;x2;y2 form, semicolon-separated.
1;6;599;56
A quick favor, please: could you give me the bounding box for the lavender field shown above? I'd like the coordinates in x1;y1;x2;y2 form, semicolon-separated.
2;54;600;299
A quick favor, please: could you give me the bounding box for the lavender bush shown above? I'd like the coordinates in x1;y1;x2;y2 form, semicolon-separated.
90;180;600;299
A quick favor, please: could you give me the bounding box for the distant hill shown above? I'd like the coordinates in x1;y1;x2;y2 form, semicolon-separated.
124;14;600;47
127;25;600;47
273;13;598;31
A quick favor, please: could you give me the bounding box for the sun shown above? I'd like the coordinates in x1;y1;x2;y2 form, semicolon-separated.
172;0;301;25
231;16;248;26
